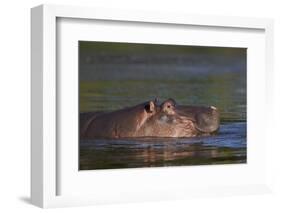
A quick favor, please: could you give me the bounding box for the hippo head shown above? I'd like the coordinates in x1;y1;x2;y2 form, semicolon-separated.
81;98;220;139
137;98;220;137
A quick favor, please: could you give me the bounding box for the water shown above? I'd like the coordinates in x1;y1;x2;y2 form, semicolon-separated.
79;42;247;170
80;122;246;170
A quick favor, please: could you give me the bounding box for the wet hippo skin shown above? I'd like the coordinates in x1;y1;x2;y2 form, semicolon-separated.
80;99;220;139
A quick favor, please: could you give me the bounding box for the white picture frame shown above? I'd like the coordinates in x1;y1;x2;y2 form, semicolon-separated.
31;4;274;208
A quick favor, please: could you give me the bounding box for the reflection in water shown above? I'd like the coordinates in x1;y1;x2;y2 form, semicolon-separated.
79;122;246;170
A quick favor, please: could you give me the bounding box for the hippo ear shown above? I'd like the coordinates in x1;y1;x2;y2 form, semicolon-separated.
154;97;159;105
144;101;155;113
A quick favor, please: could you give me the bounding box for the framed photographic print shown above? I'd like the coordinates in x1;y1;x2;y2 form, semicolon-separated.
31;4;274;208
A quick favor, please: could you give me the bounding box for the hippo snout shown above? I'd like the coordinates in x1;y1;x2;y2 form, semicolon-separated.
194;106;220;133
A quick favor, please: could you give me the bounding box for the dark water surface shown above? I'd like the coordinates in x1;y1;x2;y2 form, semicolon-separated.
80;122;246;170
79;42;247;170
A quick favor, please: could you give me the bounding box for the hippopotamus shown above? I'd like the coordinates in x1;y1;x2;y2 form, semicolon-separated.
80;98;220;139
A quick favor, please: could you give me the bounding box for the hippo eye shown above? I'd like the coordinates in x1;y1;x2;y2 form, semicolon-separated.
167;105;171;108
